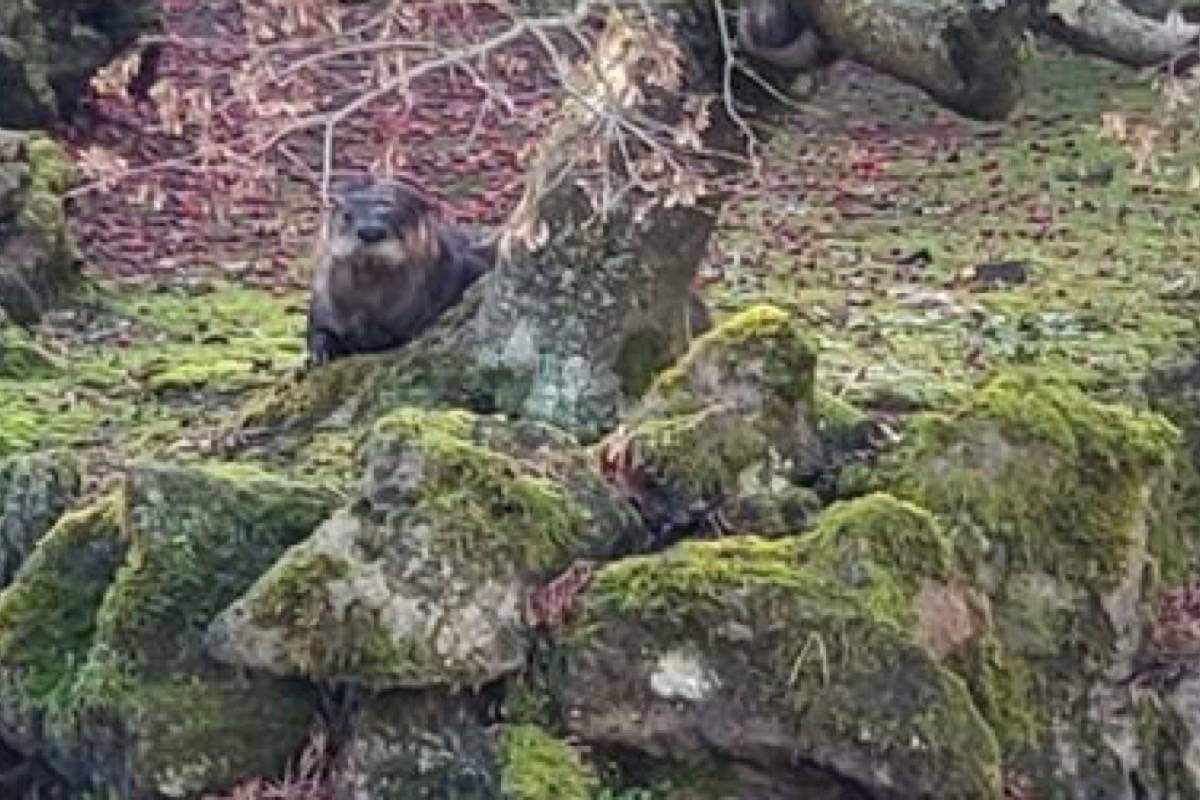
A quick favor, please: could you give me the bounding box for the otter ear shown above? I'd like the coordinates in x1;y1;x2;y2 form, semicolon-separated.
392;181;431;216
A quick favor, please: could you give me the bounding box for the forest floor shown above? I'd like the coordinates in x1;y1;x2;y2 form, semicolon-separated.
3;10;1198;493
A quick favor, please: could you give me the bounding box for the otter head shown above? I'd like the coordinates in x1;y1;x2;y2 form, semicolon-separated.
323;178;441;270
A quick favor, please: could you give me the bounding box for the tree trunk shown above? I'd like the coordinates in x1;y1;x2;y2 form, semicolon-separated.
1036;0;1200;66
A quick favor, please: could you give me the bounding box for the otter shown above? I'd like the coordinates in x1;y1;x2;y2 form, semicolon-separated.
306;177;492;366
737;0;839;72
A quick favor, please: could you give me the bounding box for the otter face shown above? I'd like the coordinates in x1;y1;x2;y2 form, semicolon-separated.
324;178;440;267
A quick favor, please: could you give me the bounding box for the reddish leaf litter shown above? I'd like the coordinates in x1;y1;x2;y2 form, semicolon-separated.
55;0;561;290
525;561;594;629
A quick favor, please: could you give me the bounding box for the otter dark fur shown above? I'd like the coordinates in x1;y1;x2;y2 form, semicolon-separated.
737;0;838;71
306;178;492;365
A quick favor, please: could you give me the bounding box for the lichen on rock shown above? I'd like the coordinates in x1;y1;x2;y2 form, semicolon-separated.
335;690;501;800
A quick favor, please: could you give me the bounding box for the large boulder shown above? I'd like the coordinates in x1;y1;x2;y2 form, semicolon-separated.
884;370;1190;797
555;494;1001;798
206;410;643;690
0;463;338;798
208;307;832;691
0;130;78;325
0;0;158;128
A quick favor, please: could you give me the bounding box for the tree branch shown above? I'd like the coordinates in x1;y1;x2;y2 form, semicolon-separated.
1036;0;1200;67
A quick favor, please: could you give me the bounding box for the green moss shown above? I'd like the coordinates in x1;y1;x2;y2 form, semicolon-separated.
24;134;74;194
810;493;949;576
94;465;337;669
0;321;61;378
500;724;598;800
889;370;1179;588
234;354;382;431
252;550;350;624
802;493;952;624
815;389;867;444
949;637;1046;755
617;406;771;498
18;134;75;235
713;54;1197;417
0;465;328;795
648;304;815;411
0;379;100;457
575;535;1001;795
0;281;317;463
0;491;127;720
365;408;587;576
246;548;371;675
587;536;813;623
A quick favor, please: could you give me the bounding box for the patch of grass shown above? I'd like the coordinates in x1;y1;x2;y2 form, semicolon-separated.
709;53;1200;411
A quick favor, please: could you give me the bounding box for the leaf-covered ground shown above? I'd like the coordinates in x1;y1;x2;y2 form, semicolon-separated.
711;56;1199;412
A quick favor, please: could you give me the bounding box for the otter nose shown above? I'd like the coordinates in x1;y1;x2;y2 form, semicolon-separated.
357;225;389;244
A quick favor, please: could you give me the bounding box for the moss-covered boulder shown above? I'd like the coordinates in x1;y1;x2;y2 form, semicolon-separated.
0;449;78;589
0;130;78;325
0;463;338;797
0;0;158;128
207;408;642;690
554;497;1002;799
882;370;1188;796
336;690;501;800
595;305;824;543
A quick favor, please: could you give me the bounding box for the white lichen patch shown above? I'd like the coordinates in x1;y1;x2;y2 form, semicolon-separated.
649;649;718;702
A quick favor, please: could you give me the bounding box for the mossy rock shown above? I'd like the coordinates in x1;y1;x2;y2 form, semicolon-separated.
888;369;1178;590
0;0;158;127
595;304;825;543
558;529;1002;798
234;354;387;435
336;690;501;800
0;130;79;324
0;463;337;797
878;369;1188;795
642;304;818;438
0;449;78;588
207;407;641;690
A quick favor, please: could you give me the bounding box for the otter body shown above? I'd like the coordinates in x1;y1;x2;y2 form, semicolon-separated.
737;0;838;71
307;178;492;365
